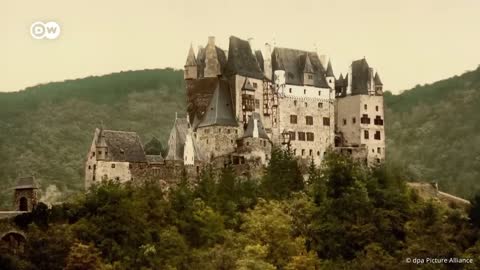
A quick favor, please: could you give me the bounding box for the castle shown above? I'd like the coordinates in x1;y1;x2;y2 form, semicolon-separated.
84;36;385;188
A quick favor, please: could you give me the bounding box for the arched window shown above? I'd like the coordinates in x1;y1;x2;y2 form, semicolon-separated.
19;197;28;211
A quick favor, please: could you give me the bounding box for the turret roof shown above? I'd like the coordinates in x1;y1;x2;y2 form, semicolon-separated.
185;44;197;66
198;80;238;128
374;72;383;85
326;60;334;77
242;112;270;140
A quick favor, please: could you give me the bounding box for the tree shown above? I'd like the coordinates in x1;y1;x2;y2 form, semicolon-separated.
65;242;107;270
144;137;165;156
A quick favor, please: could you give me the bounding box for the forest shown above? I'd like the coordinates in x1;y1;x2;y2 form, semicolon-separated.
2;150;480;269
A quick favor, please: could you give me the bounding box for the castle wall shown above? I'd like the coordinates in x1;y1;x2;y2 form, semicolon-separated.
278;92;335;164
95;161;132;183
237;137;272;165
195;126;239;160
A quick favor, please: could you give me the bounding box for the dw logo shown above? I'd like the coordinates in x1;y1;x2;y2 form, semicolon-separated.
30;21;61;40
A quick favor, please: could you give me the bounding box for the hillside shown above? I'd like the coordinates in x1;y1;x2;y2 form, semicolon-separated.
385;65;480;199
0;69;185;208
1;66;480;208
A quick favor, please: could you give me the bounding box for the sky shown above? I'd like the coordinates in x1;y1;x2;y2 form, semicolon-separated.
2;0;480;93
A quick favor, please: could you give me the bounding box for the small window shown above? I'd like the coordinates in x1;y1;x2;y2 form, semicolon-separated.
206;139;209;144
293;149;297;155
93;165;97;170
263;140;267;147
290;115;298;124
289;88;292;93
305;102;308;107
88;165;91;170
218;128;222;132
301;149;305;156
98;151;102;155
377;147;381;154
115;177;120;181
375;106;379;112
227;129;231;134
111;164;115;168
253;82;258;88
304;89;306;94
343;119;347;125
364;130;369;139
293;100;297;106
374;131;381;140
318;91;321;96
352;117;356;124
289;131;296;141
308;74;313;79
306;116;313;125
306;132;314;141
364;104;368;110
129;164;132;169
323;117;330;126
318;102;323;108
298;132;306;141
309;149;313;156
317;151;320;156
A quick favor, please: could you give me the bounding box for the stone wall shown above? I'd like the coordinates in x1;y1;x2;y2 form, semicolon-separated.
195;126;239;160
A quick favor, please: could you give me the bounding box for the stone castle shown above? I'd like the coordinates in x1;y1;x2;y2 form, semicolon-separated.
84;36;385;189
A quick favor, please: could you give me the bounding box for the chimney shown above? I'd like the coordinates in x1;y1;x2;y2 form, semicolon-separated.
264;43;273;80
208;36;215;46
319;55;327;69
248;38;255;54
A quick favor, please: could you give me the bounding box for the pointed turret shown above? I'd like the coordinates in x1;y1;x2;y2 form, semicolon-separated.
198;81;237;128
184;44;198;80
325;60;335;89
303;54;314;86
374;72;383;86
374;72;383;93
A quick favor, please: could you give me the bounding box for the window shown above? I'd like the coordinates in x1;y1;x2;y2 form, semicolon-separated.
218;128;222;132
374;131;381;140
253;82;258;88
377;147;381;154
318;91;321;96
98;151;102;155
289;131;296;140
308;74;313;79
298;132;306;141
305;102;308;107
289;88;292;93
227;129;231;134
293;149;297;155
317;151;320;156
304;89;306;94
88;165;91;170
364;104;368;110
263;140;267;147
361;114;371;124
306;116;313;125
318;102;323;108
92;151;95;157
377;158;381;164
352;117;356;124
301;149;305;156
364;130;369;139
93;165;96;170
290;115;298;124
343;119;347;125
309;149;313;156
115;177;120;181
374;116;384;126
323;117;330;126
206;139;209;144
255;99;260;109
376;105;379;112
105;151;108;156
293;100;297;106
307;132;314;141
129;164;132;169
111;164;115;168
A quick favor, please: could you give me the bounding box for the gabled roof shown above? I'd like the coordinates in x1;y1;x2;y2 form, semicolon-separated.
303;54;314;73
326;60;334;77
225;36;264;79
272;47;329;88
99;130;147;162
243;112;270;140
14;176;38;190
198;80;238;128
374;72;383;86
165;118;205;161
242;78;256;91
185;44;197;66
351;58;371;95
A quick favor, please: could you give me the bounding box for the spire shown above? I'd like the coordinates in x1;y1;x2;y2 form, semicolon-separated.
338;73;344;81
303;54;314;73
326;60;334;77
374;72;383;86
185;44;197;66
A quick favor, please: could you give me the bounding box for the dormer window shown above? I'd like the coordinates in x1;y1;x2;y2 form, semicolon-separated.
253;82;258;88
308;74;313;79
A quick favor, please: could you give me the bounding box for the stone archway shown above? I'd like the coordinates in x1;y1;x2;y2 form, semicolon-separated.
0;231;27;255
19;197;28;211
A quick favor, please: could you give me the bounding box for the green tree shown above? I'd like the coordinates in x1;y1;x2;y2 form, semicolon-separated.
65;242;107;270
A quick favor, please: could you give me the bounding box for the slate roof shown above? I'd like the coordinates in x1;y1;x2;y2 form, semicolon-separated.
185;44;197;66
196;46;227;76
197;80;238;128
272;47;329;88
225;36;264;79
255;50;264;72
326;60;334;77
165;118;204;161
146;155;164;163
243;112;270;140
374;72;383;85
351;58;371;95
303;55;314;73
100;130;147;162
14;176;38;189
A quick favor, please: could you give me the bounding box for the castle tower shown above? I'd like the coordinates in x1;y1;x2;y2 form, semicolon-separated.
374;72;383;94
303;54;314;86
326;60;335;89
263;43;273;80
184;44;198;80
13;176;39;212
204;36;221;77
96;128;108;160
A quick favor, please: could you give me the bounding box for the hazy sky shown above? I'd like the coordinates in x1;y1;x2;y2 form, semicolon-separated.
2;0;480;93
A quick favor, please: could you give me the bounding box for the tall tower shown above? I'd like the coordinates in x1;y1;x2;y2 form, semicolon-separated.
13;176;39;212
184;44;198;80
326;60;335;89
